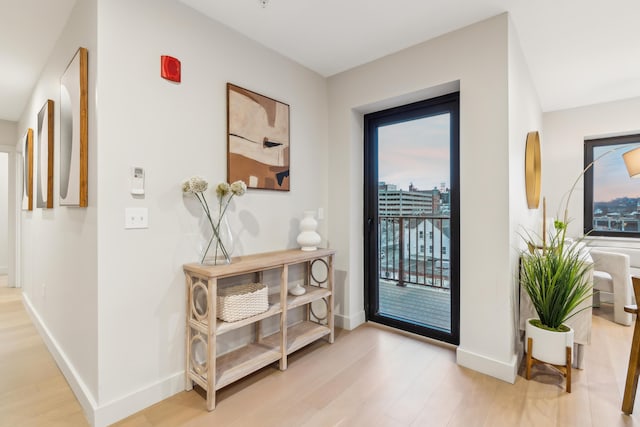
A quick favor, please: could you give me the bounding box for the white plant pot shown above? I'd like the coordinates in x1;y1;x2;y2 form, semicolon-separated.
525;318;574;366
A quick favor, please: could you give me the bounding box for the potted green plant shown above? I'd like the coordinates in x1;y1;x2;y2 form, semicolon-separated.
520;219;592;366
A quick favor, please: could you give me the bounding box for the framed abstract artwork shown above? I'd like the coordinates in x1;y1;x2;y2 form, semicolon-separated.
21;128;34;211
60;47;88;207
227;83;290;191
37;99;54;209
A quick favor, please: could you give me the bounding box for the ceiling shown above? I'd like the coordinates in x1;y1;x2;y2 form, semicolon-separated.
0;0;77;122
180;0;640;112
2;0;640;122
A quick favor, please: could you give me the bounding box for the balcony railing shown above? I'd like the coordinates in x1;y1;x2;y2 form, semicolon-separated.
593;216;640;232
379;215;450;289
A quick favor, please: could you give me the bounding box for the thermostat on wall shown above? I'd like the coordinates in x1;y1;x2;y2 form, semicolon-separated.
131;166;145;195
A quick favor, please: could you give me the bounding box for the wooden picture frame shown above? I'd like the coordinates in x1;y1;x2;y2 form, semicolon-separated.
227;83;290;191
22;128;34;211
37;99;54;209
60;47;88;207
525;131;541;209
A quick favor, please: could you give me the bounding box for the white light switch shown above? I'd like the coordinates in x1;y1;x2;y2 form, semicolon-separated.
125;207;148;229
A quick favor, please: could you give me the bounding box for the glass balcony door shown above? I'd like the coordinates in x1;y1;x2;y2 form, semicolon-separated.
364;93;460;345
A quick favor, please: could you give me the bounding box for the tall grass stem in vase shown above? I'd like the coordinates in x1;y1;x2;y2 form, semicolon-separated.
520;198;592;332
182;177;246;265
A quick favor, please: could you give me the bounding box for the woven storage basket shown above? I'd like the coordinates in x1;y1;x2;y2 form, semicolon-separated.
216;283;269;322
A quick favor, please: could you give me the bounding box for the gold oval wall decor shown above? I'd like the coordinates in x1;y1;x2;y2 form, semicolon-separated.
525;131;541;209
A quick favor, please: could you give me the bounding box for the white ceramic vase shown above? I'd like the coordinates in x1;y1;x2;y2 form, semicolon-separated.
525;318;574;366
297;210;321;251
289;284;306;296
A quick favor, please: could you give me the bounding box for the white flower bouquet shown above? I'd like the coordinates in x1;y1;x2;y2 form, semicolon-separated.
183;177;247;264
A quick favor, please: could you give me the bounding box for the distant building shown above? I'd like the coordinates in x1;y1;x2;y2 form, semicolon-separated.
404;217;450;263
592;197;640;232
378;182;441;216
378;182;450;287
379;216;451;287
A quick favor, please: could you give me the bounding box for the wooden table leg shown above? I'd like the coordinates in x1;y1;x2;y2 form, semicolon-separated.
566;345;572;393
526;337;533;380
622;309;640;414
185;274;193;391
622;319;640;414
207;277;217;411
622;278;640;414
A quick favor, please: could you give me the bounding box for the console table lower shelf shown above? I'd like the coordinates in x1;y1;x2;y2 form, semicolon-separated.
183;248;335;410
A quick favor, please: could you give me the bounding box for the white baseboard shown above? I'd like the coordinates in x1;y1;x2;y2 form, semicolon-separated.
456;346;517;384
22;294;98;424
94;372;184;427
22;293;185;427
0;265;7;275
334;310;366;330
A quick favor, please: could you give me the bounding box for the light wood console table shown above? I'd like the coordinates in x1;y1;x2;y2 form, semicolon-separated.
183;248;335;410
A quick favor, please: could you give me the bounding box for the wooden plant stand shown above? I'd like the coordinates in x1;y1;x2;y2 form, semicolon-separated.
183;248;335;410
526;337;572;393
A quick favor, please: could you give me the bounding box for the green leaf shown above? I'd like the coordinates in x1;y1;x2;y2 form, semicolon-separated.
520;237;592;330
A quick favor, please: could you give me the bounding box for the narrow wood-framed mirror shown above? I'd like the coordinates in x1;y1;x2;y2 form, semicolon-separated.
525;131;541;209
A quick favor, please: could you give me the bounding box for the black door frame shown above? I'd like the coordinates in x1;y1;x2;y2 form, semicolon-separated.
363;92;460;345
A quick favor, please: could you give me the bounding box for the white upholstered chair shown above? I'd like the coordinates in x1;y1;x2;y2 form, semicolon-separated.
590;249;633;326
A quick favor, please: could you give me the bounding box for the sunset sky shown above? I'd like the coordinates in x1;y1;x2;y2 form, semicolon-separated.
378;113;450;192
593;142;640;202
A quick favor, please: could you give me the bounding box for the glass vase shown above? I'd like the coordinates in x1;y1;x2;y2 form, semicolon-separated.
200;212;234;265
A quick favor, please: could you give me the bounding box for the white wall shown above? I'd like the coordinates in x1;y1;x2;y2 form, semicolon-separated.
16;0;99;418
0;153;7;275
10;2;557;423
0;119;17;283
507;19;544;361
543;97;640;240
327;14;522;382
0;120;16;141
94;0;328;424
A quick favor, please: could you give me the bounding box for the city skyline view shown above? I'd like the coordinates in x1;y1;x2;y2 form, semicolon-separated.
378;113;450;192
593;142;640;202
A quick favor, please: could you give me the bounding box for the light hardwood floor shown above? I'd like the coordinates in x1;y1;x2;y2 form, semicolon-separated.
2;286;640;426
0;287;87;426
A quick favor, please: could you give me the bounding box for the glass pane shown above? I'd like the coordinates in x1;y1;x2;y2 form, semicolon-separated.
377;113;451;332
592;142;640;233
